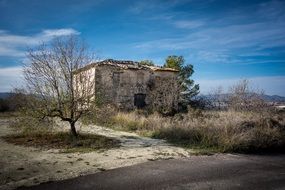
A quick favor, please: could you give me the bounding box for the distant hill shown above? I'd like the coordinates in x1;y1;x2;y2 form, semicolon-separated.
0;92;13;99
260;94;285;102
198;93;285;103
1;92;285;103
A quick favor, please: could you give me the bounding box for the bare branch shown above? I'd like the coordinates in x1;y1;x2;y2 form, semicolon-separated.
23;35;95;137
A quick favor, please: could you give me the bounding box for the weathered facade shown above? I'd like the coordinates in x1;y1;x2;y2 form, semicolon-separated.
75;59;179;111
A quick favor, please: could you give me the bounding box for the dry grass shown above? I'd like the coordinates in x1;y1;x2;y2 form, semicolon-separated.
0;111;20;118
112;112;148;131
4;117;120;153
8;116;54;134
109;109;285;153
3;132;120;153
81;105;118;126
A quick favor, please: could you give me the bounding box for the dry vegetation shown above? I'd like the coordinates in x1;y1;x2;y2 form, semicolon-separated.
84;108;285;153
2;79;284;154
4;117;120;153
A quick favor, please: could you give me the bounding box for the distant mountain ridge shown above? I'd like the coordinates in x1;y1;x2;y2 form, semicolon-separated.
1;92;285;103
199;93;285;103
0;93;13;99
260;94;285;102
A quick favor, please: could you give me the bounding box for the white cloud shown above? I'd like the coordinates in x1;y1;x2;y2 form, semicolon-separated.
133;0;285;65
197;76;285;96
0;66;23;92
41;29;80;38
133;20;285;64
195;50;230;63
0;46;25;57
129;1;151;14
129;0;192;14
0;66;22;77
0;28;80;57
174;20;204;29
135;21;285;50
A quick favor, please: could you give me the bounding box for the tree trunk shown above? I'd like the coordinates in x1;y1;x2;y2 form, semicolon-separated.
70;122;78;138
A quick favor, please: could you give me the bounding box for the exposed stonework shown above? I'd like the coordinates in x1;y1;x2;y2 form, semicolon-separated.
75;59;179;111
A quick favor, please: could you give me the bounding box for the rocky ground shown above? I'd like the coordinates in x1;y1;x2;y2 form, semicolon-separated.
0;118;192;190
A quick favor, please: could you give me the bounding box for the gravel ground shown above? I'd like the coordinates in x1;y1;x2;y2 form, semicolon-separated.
0;118;192;190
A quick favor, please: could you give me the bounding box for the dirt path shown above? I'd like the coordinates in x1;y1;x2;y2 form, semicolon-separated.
0;119;191;190
76;123;170;148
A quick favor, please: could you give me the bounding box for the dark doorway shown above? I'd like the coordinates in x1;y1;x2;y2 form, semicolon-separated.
134;93;146;109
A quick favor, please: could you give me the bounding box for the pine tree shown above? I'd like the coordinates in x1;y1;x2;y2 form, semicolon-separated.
164;55;199;105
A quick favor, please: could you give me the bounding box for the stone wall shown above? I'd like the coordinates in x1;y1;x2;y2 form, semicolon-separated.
93;65;179;111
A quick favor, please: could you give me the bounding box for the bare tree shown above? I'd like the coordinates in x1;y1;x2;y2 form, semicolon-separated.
228;79;267;111
209;86;226;110
24;36;95;137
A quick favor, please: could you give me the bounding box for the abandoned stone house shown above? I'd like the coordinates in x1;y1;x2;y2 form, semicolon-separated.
75;59;179;111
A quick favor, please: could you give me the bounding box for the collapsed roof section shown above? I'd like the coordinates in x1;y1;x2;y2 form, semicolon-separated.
75;59;179;74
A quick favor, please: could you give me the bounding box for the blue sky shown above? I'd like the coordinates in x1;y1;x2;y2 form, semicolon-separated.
0;0;284;95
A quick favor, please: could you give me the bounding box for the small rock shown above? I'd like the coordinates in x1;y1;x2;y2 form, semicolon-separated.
97;167;106;171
